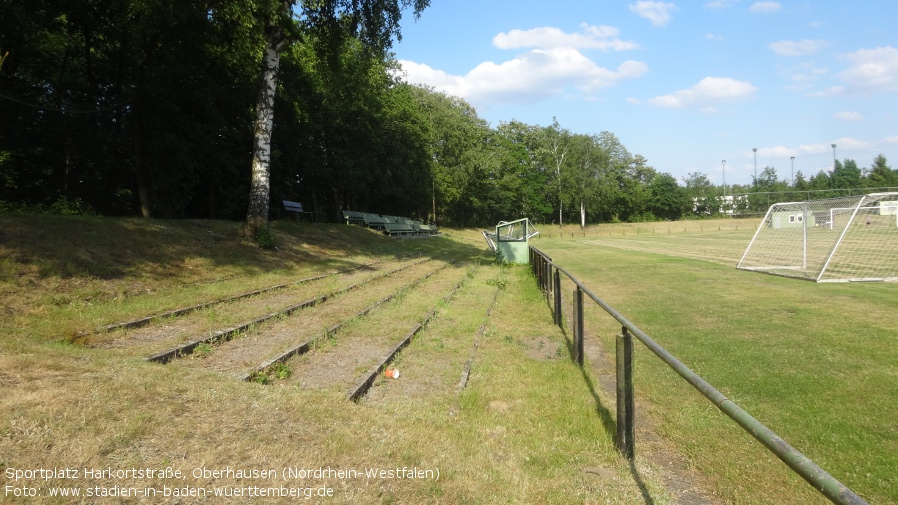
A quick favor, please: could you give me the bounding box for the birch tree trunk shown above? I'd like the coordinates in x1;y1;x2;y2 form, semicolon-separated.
244;43;281;238
241;0;427;238
580;200;586;229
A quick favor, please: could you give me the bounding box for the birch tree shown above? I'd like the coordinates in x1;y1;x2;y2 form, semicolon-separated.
542;119;569;226
243;0;429;238
566;134;606;229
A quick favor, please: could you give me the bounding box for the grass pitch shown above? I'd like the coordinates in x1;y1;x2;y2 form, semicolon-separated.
536;221;897;504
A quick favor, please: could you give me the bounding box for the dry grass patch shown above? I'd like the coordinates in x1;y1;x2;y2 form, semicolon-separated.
4;215;670;503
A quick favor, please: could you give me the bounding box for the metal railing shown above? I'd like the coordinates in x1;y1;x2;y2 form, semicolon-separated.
528;246;868;505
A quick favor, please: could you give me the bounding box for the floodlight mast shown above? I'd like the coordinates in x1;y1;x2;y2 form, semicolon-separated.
722;160;726;199
753;147;758;183
790;156;795;187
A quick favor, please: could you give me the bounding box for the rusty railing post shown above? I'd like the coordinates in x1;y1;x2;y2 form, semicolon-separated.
571;288;578;363
538;254;545;290
545;259;552;300
616;326;635;460
553;268;562;326
575;287;584;367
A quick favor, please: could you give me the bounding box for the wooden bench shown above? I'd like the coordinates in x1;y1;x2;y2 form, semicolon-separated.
283;200;313;221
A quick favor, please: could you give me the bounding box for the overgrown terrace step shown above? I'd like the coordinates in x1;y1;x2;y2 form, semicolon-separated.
362;265;503;403
75;257;395;343
272;263;470;392
347;271;468;402
176;259;444;374
100;256;428;358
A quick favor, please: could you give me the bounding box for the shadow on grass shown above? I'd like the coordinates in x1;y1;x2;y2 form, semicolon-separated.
537;276;658;505
0;214;492;283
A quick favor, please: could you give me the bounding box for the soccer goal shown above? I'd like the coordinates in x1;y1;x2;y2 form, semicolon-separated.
737;192;898;282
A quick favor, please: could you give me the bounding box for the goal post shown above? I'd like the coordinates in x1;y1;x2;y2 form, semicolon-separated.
737;192;898;282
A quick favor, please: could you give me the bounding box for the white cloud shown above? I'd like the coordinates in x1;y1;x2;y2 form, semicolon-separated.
779;62;829;92
398;49;649;106
493;24;639;52
807;85;845;98
769;39;828;57
756;139;872;159
884;136;898;145
837;46;898;93
832;137;874;150
704;0;738;9
397;60;462;91
397;24;651;107
756;145;798;158
750;1;781;13
706;33;724;42
629;1;678;27
647;77;757;109
833;111;863;122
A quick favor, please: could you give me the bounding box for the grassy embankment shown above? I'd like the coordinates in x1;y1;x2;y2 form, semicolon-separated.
2;214;678;504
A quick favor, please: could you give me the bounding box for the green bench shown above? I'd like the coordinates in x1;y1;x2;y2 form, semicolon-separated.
341;210;438;237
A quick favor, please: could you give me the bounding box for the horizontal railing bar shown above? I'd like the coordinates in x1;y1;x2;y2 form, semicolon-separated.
529;246;869;505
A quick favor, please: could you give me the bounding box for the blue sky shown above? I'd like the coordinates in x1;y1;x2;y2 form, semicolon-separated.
392;1;898;187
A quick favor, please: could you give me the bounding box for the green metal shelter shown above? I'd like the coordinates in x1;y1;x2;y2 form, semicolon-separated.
482;218;539;263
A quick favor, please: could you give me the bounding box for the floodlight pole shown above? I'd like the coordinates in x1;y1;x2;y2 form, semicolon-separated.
831;144;837;170
722;160;726;198
753;147;758;185
790;156;795;187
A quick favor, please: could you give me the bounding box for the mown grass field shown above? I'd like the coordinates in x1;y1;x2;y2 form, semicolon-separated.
533;220;897;504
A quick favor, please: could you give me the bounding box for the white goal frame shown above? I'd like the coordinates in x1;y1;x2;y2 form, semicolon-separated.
737;192;898;282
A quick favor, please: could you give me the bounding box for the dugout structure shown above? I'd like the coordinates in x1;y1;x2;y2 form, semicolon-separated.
482;218;539;264
737;192;898;282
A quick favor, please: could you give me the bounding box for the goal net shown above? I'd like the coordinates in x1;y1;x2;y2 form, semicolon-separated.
737;192;898;282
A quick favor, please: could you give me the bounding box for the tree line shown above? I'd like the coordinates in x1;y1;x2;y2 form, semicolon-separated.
703;155;898;216
2;1;896;230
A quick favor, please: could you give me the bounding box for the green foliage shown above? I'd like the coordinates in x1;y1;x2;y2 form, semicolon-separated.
50;196;95;216
0;196;95;216
485;275;507;289
255;226;276;249
13;1;893;230
867;154;898;187
194;343;214;357
273;362;292;380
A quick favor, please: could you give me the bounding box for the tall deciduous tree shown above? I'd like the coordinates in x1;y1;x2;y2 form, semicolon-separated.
648;172;687;220
684;171;715;216
243;0;429;238
867;154;898;188
564;133;605;228
542;119;570;225
831;158;861;189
